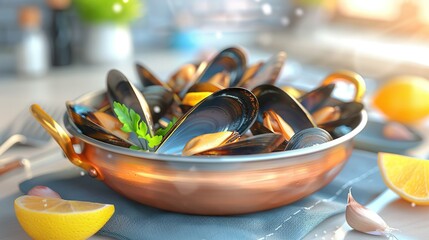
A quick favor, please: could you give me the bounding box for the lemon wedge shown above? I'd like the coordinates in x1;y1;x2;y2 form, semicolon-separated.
14;195;114;240
378;152;429;205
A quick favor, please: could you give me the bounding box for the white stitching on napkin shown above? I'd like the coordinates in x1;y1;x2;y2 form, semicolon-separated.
257;166;379;240
327;167;379;202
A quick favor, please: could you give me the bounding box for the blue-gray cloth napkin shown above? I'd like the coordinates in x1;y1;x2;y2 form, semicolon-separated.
20;150;385;240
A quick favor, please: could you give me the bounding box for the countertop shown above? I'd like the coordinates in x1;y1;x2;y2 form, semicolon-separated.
0;48;428;240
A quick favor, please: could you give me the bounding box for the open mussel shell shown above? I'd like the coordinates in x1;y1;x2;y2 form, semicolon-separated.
135;63;165;88
285;127;333;151
195;133;285;156
195;47;247;87
141;85;174;123
180;82;224;113
182;131;240;156
206;71;231;88
156;88;258;155
281;85;305;99
106;69;155;136
238;61;264;86
299;84;335;113
86;111;129;140
66;102;134;148
318;101;364;132
186;82;224;93
238;51;286;89
167;64;196;93
252;84;316;137
174;62;210;98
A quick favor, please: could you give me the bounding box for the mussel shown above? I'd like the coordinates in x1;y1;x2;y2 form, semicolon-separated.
299;84;335;113
251;84;316;140
168;62;205;96
285;128;333;150
135;63;180;121
317;101;364;132
66;102;134;148
141;85;174;123
106;69;155;136
298;70;366;114
262;110;295;140
186;82;224;93
191;133;285;156
135;63;165;88
238;51;286;89
86;111;129;140
182;131;240;156
238;61;264;86
194;47;247;87
206;71;231;88
156;88;258;155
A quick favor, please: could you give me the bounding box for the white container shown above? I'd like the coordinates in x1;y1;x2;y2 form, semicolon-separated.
16;28;50;76
83;23;133;64
16;6;49;76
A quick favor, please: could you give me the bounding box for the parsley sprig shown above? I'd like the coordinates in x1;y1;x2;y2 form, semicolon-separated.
113;101;176;151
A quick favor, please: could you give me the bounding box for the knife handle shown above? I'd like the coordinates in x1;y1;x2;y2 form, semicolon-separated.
0;158;23;176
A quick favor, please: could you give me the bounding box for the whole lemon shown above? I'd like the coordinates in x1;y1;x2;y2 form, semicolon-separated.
373;76;429;123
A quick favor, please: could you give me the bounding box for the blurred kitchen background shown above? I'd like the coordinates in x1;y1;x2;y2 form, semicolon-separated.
1;0;429;82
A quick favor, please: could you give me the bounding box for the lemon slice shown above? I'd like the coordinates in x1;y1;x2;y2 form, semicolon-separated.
14;195;115;240
181;92;212;106
378;152;429;205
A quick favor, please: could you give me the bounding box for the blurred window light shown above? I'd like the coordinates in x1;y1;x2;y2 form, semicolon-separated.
416;0;429;24
337;0;403;21
262;3;273;16
166;0;290;30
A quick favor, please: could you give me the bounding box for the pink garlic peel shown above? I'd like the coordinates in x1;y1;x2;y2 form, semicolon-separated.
28;185;62;199
383;122;417;141
346;189;398;238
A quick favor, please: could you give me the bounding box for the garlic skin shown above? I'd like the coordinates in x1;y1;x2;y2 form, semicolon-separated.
346;190;394;236
383;122;417;141
28;185;61;199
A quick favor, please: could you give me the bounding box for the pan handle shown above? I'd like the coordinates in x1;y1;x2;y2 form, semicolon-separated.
30;104;102;179
321;70;366;103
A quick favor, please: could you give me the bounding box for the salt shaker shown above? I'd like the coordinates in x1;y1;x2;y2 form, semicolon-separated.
16;6;50;76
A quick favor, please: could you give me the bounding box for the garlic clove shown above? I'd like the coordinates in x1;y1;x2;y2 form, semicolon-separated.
383;121;417;141
28;185;61;199
346;189;395;236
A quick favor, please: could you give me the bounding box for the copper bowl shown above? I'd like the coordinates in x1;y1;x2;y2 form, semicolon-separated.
31;89;367;215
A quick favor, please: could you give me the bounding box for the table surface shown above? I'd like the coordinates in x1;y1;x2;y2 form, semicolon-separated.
1;49;428;240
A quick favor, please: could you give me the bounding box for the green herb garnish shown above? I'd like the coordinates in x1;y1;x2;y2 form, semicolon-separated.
113;101;174;151
156;117;177;136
